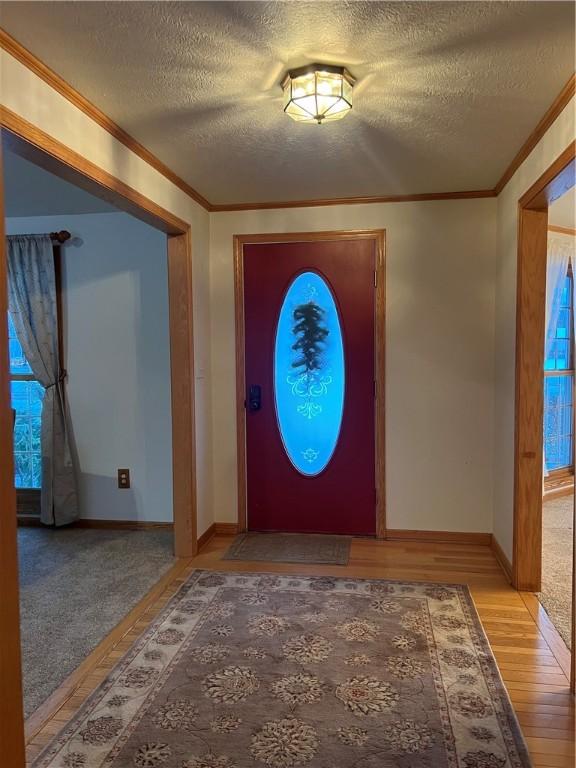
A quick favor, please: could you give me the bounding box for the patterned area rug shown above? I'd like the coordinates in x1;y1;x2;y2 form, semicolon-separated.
33;571;531;768
223;533;351;565
537;496;573;649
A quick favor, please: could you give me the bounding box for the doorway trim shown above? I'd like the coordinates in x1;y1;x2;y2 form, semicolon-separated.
0;140;26;768
1;106;199;763
233;229;386;537
0;106;198;559
513;140;575;592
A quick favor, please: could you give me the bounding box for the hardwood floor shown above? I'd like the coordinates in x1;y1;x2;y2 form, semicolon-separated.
25;536;574;767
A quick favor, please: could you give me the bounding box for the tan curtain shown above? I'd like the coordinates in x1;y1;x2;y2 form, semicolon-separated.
7;234;79;525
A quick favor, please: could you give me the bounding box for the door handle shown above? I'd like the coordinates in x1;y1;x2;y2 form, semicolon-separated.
248;385;262;412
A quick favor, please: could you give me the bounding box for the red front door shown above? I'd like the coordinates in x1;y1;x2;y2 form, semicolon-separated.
243;237;376;535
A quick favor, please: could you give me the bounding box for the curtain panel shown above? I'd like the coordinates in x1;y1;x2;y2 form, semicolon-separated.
7;234;79;525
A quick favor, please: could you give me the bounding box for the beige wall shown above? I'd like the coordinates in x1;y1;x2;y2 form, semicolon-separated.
210;200;498;532
493;98;575;560
1;49;214;535
549;187;576;228
7;213;173;524
3;45;575;546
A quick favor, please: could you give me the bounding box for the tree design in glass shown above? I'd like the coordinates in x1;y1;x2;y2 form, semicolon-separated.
292;301;330;408
290;302;330;418
274;271;345;476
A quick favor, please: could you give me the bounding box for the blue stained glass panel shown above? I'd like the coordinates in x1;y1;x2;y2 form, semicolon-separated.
11;380;44;488
7;312;44;488
274;271;345;476
544;274;573;371
544;374;573;471
8;313;32;374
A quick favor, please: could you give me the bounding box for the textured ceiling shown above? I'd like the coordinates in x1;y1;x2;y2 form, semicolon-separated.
0;1;574;205
2;146;117;217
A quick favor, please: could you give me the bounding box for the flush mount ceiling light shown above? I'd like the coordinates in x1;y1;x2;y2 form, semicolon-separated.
282;64;355;124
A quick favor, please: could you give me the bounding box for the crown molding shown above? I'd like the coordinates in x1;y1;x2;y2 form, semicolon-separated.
1;27;573;212
494;73;576;195
210;188;496;212
0;106;190;235
0;28;212;211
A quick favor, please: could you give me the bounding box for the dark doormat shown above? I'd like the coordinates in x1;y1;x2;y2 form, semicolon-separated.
222;532;352;565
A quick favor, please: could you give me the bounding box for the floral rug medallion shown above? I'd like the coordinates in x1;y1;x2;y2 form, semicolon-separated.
34;571;531;768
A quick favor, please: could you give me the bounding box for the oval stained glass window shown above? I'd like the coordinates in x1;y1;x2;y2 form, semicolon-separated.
274;271;345;476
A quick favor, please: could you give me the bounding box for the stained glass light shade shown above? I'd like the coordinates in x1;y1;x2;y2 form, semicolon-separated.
274;271;345;476
8;313;44;488
282;65;355;124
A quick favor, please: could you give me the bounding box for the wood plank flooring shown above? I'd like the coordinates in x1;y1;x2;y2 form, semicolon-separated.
24;536;574;767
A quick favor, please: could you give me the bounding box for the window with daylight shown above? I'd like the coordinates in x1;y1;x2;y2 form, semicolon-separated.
544;267;574;474
8;313;44;488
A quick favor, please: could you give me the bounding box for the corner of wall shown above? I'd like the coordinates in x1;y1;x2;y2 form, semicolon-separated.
492;96;576;563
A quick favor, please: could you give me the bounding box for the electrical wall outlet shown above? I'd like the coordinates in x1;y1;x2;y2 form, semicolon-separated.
118;468;130;489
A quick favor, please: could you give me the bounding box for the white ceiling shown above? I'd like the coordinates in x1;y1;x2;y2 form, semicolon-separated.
2;146;117;217
0;1;574;205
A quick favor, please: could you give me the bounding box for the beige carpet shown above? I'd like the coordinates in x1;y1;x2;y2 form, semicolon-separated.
537;496;573;649
33;571;531;768
19;527;175;717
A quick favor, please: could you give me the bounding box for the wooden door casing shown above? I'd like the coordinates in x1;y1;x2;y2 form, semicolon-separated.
0;141;27;767
234;230;386;537
243;239;376;535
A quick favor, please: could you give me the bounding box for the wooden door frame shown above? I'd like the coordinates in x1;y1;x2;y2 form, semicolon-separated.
513;140;575;593
234;229;386;537
1;108;198;763
0;136;26;768
0;109;197;559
